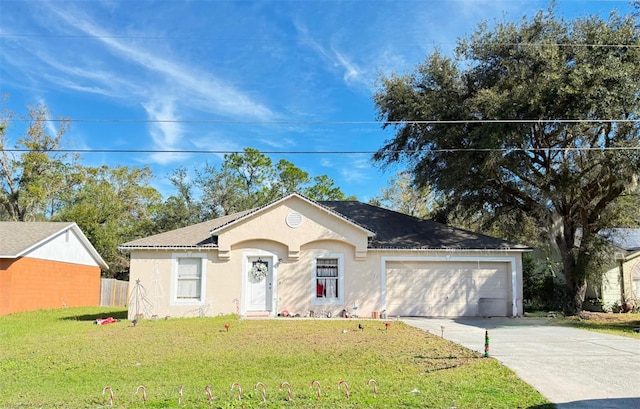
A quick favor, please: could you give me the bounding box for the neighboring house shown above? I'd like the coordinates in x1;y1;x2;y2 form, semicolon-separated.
592;228;640;311
119;193;529;320
0;222;108;315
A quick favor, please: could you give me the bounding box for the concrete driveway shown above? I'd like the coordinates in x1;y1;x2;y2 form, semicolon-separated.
403;317;640;409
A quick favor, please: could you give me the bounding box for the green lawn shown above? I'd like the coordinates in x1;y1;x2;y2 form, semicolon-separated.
0;307;553;408
558;312;640;339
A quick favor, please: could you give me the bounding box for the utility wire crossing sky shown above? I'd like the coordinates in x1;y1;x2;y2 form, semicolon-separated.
0;0;636;199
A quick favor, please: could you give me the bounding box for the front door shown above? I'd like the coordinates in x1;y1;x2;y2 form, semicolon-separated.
245;257;273;312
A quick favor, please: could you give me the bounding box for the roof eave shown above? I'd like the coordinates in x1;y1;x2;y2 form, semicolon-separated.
369;247;533;252
119;245;217;251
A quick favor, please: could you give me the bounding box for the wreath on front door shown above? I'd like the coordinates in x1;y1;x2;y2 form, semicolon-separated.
250;261;268;282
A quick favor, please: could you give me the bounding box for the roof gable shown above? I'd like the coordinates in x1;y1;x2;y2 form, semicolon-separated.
120;210;253;249
211;193;375;236
0;222;108;269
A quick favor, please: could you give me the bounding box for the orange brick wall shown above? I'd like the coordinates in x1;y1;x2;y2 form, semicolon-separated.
0;259;12;315
0;257;100;315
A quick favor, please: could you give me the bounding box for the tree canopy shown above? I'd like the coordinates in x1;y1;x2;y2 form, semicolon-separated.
0;103;79;221
369;171;437;219
373;9;640;313
54;165;162;278
193;148;354;217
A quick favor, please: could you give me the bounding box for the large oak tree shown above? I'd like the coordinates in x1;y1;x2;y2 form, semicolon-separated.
373;9;640;314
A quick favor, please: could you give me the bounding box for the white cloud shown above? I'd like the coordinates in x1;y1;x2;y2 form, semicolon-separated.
258;135;296;149
2;2;280;166
140;98;190;165
47;6;275;121
339;154;371;183
333;49;362;85
295;21;366;88
141;99;183;147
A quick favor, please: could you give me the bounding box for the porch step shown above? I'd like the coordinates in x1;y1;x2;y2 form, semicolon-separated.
245;311;271;318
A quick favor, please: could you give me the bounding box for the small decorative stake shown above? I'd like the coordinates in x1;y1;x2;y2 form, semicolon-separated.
484;330;490;358
225;323;230;332
135;385;147;403
367;379;378;398
102;386;114;406
254;382;267;402
310;380;322;399
338;380;350;399
230;382;242;401
205;385;213;404
279;381;293;401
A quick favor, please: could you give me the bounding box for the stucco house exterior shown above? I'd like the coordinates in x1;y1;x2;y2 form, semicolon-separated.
593;228;640;311
120;193;528;320
0;222;108;315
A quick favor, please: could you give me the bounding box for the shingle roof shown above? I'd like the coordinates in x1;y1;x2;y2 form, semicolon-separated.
319;201;527;250
120;196;526;251
119;210;253;248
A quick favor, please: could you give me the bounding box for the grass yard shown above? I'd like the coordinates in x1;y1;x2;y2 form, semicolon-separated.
0;307;553;408
558;311;640;339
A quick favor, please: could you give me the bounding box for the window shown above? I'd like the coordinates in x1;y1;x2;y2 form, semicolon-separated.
172;254;206;305
316;258;338;298
177;258;202;299
312;254;344;305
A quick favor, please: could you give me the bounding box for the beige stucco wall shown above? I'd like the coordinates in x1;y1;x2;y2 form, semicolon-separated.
127;196;524;319
128;246;524;319
276;240;380;318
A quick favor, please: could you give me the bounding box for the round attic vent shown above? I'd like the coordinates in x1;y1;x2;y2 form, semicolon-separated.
286;212;303;228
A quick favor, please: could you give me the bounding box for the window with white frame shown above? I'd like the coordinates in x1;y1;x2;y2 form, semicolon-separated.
312;255;343;304
172;254;206;304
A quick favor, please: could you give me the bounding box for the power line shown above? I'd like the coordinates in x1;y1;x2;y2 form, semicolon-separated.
7;118;640;125
2;33;638;49
1;147;639;155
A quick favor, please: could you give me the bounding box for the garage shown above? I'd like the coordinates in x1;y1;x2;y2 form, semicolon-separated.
384;260;510;317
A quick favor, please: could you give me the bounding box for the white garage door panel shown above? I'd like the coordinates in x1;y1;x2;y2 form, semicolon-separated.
385;261;509;317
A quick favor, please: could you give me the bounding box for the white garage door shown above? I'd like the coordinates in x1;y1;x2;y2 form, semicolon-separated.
385;261;509;317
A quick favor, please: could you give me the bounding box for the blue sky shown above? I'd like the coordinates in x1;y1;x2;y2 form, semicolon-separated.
0;0;634;201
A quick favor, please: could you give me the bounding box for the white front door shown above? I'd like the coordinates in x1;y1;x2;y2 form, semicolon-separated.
245;257;273;312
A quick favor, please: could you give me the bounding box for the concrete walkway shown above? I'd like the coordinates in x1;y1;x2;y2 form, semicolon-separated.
403;317;640;409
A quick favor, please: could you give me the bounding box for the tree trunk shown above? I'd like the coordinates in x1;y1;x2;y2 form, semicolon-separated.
566;276;588;316
552;214;588;315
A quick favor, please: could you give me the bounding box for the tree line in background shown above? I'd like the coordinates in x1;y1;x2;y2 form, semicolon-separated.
0;103;354;279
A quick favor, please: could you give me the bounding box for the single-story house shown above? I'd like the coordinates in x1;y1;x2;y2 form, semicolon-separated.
592;228;640;311
0;222;108;315
119;193;528;320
